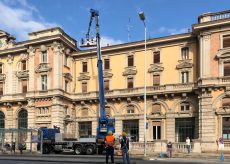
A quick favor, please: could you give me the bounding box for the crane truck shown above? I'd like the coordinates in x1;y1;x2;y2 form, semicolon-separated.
37;9;115;155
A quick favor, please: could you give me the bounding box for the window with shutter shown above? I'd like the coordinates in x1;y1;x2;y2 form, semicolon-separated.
223;35;230;48
22;80;27;93
104;59;110;70
127;77;133;88
82;82;87;93
224;62;230;76
181;72;189;83
41;75;47;90
128;55;134;67
21;60;27;70
154;51;160;63
104;80;109;91
82;62;88;72
153;75;160;86
0;82;3;95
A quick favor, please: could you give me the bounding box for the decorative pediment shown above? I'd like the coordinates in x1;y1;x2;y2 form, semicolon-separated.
176;61;193;69
103;71;113;78
123;67;137;76
216;47;230;58
16;70;29;79
148;64;164;73
0;74;6;81
35;63;52;73
78;73;90;81
63;73;73;81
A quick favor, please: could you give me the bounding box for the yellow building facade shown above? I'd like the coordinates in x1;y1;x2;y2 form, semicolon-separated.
0;10;230;152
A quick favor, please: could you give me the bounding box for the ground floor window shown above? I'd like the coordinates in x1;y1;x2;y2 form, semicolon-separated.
123;120;139;142
79;121;92;138
223;117;230;140
175;117;195;142
152;121;161;140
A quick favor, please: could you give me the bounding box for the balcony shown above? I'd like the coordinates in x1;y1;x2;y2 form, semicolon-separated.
73;83;195;101
197;76;230;86
16;70;29;79
35;63;52;73
198;10;230;23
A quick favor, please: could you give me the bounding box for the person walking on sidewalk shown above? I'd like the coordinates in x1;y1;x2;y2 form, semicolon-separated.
167;141;173;158
120;132;130;164
105;131;115;164
186;137;191;154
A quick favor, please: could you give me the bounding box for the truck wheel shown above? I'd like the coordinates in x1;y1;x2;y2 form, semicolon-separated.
74;146;82;155
86;146;94;155
43;145;50;154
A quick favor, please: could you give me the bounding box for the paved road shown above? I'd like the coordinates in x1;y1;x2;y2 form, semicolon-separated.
0;159;229;164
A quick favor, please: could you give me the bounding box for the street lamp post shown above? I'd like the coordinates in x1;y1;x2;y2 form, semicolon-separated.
138;11;147;157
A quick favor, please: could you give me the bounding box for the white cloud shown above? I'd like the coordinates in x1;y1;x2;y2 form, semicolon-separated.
0;0;57;41
100;36;123;47
156;26;189;35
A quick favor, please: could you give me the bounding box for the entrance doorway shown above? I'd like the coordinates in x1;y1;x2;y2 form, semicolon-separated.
175;118;195;142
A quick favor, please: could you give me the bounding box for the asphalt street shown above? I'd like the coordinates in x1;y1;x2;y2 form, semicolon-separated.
0;159;229;164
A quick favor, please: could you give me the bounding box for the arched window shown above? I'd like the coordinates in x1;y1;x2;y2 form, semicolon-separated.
18;110;28;128
0;111;5;128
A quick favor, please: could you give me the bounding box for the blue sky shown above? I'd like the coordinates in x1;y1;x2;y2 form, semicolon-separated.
0;0;230;48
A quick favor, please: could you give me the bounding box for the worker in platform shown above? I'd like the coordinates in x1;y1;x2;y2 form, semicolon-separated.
120;132;130;164
105;130;115;164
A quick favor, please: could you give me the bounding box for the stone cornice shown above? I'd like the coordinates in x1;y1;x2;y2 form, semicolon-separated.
123;66;137;76
176;60;193;69
78;73;91;81
148;64;164;73
16;70;29;79
35;63;52;73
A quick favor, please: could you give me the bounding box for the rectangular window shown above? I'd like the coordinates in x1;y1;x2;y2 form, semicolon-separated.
181;47;189;60
154;51;160;63
224;62;230;76
0;82;3;95
41;52;47;63
0;64;2;74
127;105;135;114
104;80;109;91
82;82;87;93
127;77;133;88
181;72;189;83
82;62;88;72
104;59;110;70
65;80;68;92
41;75;47;91
128;55;134;67
21;60;26;70
22;79;27;93
153;75;160;86
153;122;161;140
223;35;230;48
64;55;68;66
79;122;92;138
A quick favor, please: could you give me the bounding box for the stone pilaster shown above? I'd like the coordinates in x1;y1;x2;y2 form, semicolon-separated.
51;96;65;132
52;42;64;89
6;55;14;94
27;46;35;91
199;89;216;152
139;119;144;141
115;119;122;136
199;32;211;78
6;103;13;128
92;120;98;136
27;99;35;128
166;112;175;142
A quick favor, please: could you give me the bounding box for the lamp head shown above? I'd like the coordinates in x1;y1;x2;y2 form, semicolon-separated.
138;11;145;21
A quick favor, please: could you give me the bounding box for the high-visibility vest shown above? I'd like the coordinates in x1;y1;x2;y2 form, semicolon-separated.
106;135;115;147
